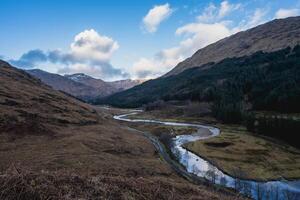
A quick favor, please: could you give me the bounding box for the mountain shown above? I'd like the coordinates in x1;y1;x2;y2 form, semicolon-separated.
0;60;99;135
28;69;144;101
98;45;300;110
108;79;146;91
166;16;300;76
64;73;118;96
66;73;144;92
100;17;300;108
99;45;300;148
27;69;101;101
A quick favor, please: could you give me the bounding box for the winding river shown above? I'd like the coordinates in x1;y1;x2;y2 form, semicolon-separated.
114;111;300;200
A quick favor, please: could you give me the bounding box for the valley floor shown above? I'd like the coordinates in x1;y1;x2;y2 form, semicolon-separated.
0;106;243;200
126;107;300;181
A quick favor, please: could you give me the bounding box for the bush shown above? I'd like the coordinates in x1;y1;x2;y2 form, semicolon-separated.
143;100;167;111
184;102;211;117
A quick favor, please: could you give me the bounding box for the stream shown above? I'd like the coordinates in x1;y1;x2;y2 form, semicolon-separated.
113;111;300;200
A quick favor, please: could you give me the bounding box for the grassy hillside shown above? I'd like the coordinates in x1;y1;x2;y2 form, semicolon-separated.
98;45;300;113
0;61;99;134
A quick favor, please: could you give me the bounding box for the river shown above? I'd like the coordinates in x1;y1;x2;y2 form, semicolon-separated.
114;111;300;200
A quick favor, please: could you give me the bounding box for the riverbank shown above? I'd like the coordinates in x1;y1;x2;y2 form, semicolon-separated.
185;125;300;181
128;107;300;181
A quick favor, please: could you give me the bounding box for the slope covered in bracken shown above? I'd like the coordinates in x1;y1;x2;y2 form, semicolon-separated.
0;61;99;135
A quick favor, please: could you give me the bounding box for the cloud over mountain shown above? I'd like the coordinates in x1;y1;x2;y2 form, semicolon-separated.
275;8;300;19
10;29;127;80
131;1;271;79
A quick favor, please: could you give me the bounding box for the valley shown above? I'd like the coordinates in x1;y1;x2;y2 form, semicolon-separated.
111;107;300;199
0;61;243;199
1;9;300;200
119;105;300;181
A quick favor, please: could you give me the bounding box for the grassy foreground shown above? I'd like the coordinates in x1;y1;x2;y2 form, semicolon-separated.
0;105;245;200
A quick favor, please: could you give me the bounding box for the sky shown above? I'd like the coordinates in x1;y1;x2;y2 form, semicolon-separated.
0;0;300;81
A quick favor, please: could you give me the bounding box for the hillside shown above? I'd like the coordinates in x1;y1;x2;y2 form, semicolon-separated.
27;69;115;101
99;45;300;109
99;45;300;148
0;61;99;134
166;16;300;76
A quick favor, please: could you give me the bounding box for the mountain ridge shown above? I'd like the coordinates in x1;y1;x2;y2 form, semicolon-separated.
27;69;144;101
165;16;300;76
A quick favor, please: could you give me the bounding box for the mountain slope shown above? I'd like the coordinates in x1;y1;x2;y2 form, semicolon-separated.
108;79;146;91
65;74;144;94
98;45;300;148
166;16;300;76
0;60;99;134
27;69;102;101
28;69;144;101
99;45;300;112
65;73;118;96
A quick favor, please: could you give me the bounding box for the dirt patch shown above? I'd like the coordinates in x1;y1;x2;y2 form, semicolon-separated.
204;142;233;148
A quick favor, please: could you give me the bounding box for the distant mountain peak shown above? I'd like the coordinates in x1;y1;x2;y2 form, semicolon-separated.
26;69;144;101
65;73;93;81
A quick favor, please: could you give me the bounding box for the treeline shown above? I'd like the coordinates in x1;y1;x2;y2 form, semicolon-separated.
98;45;300;113
97;45;300;147
245;115;300;149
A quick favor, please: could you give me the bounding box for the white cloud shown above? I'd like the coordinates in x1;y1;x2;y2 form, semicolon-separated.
130;58;158;79
130;46;185;79
197;1;241;23
131;22;232;79
233;8;269;32
275;8;300;19
247;9;268;28
197;3;217;23
218;1;241;19
142;3;173;33
70;29;119;62
10;29;127;80
131;2;271;79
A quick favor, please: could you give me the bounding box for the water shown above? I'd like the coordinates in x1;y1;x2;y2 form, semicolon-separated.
114;111;300;200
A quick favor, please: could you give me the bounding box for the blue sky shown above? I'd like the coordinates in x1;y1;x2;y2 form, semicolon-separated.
1;0;300;80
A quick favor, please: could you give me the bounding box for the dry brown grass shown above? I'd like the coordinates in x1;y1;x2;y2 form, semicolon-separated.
0;65;245;199
128;107;300;181
0;165;245;200
185;125;300;181
0;119;244;200
0;63;99;134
